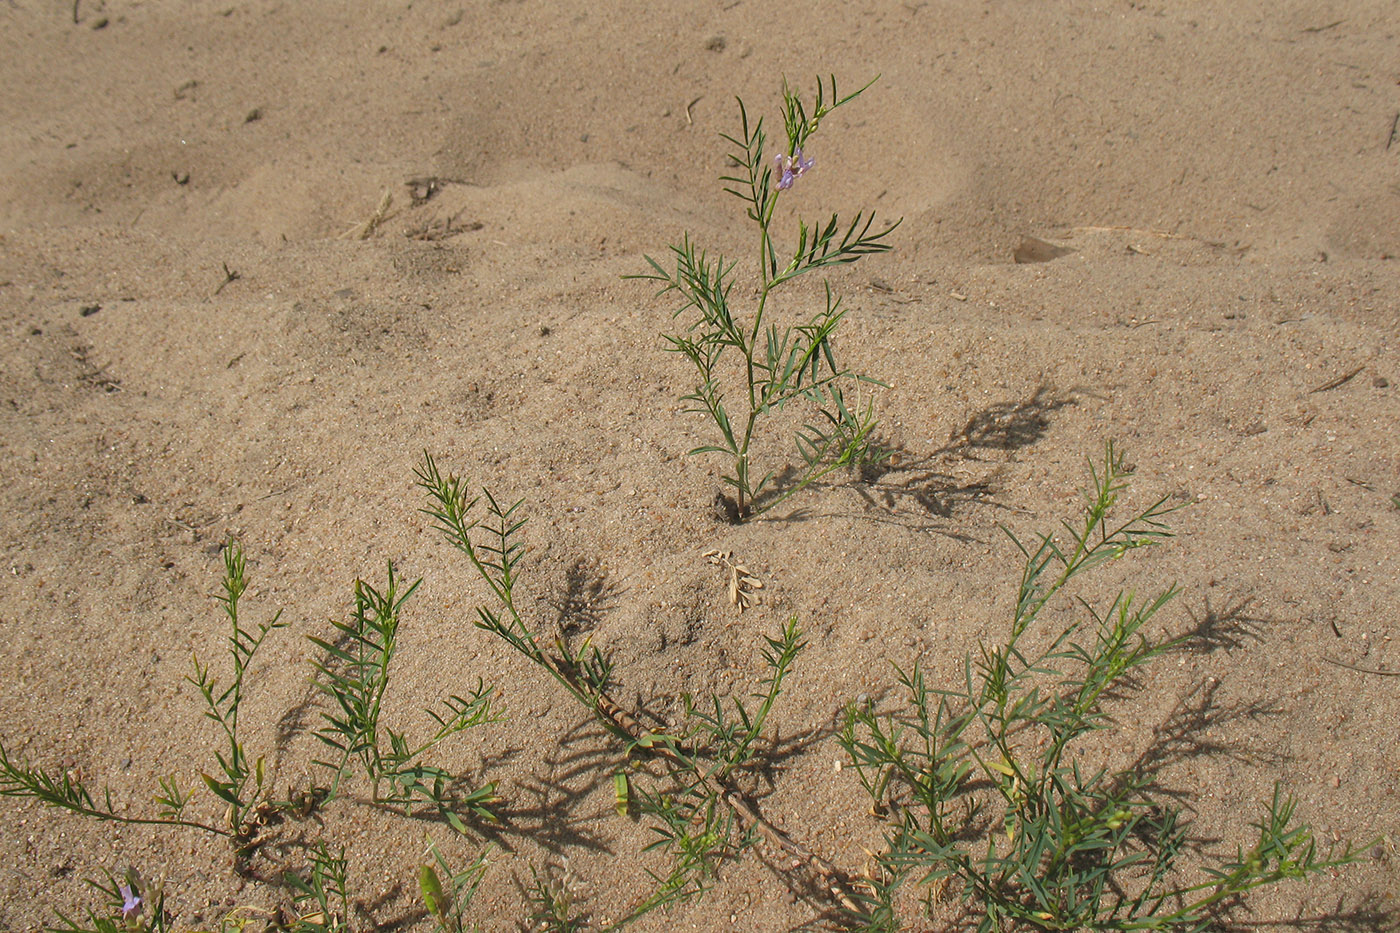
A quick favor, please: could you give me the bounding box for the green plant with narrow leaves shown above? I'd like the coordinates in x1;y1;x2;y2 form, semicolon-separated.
309;563;503;831
840;444;1367;931
0;741;229;839
0;544;282;844
5;438;1374;932
419;835;490;933
4;540;500;931
416;456;620;735
283;842;351;933
631;77;899;520
188;544;288;839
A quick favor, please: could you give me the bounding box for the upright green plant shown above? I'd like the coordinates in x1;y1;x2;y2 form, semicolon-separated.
309;564;503;830
283;842;350;933
0;544;283;843
2;538;502;930
840;445;1365;931
415;456;619;736
633;77;899;520
189;544;287;838
419;835;490;933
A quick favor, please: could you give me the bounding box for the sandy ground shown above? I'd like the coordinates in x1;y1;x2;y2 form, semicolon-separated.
1;1;1397;930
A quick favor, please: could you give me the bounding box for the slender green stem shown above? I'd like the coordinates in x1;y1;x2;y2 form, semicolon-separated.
74;810;231;837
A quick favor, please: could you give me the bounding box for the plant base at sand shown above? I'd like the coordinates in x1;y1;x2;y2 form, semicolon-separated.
632;78;899;521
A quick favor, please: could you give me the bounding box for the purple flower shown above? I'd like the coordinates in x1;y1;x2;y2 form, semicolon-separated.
773;147;815;190
118;880;142;924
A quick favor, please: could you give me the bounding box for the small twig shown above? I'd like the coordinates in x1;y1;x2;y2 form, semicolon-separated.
72;0;79;24
1322;655;1400;676
1072;224;1193;241
1309;364;1364;393
1301;19;1343;33
1387;112;1399;151
685;96;702;125
212;262;241;296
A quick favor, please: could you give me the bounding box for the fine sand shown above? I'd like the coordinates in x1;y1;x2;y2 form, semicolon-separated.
0;1;1396;930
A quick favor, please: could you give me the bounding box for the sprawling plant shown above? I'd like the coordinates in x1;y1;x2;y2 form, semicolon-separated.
840;445;1365;931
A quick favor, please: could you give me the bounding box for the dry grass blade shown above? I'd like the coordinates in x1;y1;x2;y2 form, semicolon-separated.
340;189;394;240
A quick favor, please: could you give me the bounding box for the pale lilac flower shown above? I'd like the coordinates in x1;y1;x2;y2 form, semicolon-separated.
118;880;142;925
774;147;815;190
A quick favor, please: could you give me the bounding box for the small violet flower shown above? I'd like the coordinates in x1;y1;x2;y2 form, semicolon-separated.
774;147;814;190
118;880;142;925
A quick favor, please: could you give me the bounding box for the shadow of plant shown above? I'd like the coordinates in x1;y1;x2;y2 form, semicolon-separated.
1214;892;1398;933
938;384;1080;459
857;453;1016;520
1127;677;1291;786
761;383;1081;529
483;717;618;858
744;714;847;804
769;454;996;536
1178;592;1273;653
547;558;619;640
